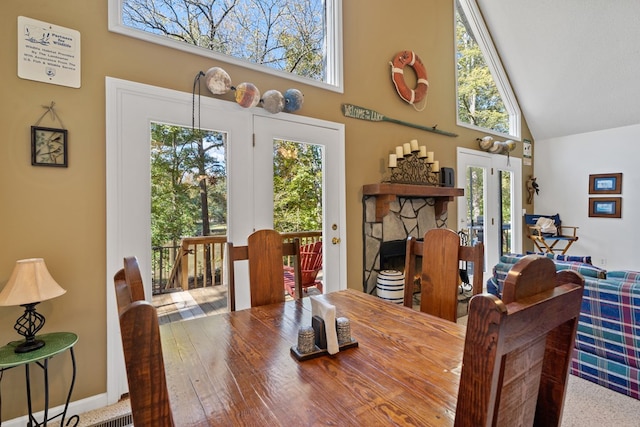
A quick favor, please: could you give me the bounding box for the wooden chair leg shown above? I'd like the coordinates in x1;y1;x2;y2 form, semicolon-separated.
560;240;576;255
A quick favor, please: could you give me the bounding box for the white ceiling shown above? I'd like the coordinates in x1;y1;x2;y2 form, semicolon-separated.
477;0;640;141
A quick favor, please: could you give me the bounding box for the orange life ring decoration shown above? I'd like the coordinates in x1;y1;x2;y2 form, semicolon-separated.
390;50;429;111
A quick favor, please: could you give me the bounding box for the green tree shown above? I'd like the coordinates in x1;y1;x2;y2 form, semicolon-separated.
456;4;509;134
122;0;325;80
150;124;226;239
151;123;226;285
273;140;322;232
151;124;199;248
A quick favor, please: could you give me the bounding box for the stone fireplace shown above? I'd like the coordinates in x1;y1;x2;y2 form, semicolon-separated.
362;183;463;294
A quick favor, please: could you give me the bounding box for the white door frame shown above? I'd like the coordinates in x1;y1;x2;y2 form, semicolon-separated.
106;77;345;403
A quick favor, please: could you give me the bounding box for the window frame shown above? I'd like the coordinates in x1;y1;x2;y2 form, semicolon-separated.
455;0;521;140
107;0;344;93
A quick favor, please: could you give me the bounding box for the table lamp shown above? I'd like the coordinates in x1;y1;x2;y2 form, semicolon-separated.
0;258;66;353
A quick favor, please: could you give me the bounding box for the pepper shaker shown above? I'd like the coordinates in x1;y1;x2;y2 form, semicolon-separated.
297;325;315;354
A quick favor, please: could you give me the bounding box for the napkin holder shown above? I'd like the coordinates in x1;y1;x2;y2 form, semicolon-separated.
291;315;358;361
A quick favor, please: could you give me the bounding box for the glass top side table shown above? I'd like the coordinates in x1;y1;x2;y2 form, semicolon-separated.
0;332;79;426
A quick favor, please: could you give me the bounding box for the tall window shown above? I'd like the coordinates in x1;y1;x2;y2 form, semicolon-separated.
455;0;520;139
108;0;343;91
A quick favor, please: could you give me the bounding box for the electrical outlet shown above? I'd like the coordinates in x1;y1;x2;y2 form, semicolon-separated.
601;258;607;266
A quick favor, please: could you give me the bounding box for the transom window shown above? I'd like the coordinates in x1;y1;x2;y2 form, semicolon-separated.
455;0;521;139
108;0;343;92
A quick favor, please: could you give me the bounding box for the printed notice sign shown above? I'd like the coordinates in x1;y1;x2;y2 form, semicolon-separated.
18;16;81;88
523;139;532;166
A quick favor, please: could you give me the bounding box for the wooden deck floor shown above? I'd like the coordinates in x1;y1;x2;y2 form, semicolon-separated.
153;286;230;325
151;285;315;325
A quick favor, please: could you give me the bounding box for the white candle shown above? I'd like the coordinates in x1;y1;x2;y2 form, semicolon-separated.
403;143;411;155
426;151;434;163
410;139;419;152
419;146;427;158
395;146;404;158
389;154;397;168
432;160;440;172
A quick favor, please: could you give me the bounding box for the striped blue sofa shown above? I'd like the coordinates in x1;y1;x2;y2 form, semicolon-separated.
487;253;640;400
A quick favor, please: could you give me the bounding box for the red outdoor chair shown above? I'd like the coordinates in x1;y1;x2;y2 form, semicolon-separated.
284;241;323;298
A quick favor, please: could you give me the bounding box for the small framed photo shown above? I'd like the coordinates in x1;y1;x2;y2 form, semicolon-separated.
589;173;622;194
589;197;622;218
31;126;68;167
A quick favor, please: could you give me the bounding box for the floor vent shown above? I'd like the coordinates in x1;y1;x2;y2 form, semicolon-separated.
90;413;133;427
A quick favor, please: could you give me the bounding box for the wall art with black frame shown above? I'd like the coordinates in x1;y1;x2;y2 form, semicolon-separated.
31;126;68;167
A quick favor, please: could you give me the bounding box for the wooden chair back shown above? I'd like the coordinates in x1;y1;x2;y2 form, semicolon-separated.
284;241;323;298
403;228;484;322
226;229;301;310
113;256;146;315
114;256;175;427
299;241;323;286
454;255;584;427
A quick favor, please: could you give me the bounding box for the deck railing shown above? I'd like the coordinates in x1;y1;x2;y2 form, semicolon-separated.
152;231;322;295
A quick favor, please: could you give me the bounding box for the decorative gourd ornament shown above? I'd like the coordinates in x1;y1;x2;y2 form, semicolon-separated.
204;67;232;95
283;88;304;112
489;141;506;153
234;82;261;108
478;136;494;150
504;140;516;152
261;89;285;114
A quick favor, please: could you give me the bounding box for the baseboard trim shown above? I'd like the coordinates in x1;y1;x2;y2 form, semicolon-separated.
1;393;109;427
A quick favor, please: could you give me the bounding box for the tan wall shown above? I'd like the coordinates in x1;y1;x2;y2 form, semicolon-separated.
0;0;533;419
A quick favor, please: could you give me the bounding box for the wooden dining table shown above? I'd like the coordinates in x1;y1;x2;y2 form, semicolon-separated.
161;289;466;426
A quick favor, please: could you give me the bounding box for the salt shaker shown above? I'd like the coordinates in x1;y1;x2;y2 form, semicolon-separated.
336;317;351;345
297;325;315;354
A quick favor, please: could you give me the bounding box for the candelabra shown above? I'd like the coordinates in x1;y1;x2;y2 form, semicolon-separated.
386;142;440;186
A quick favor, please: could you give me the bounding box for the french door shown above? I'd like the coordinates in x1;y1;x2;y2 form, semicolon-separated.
105;77;345;403
253;115;345;295
456;147;522;274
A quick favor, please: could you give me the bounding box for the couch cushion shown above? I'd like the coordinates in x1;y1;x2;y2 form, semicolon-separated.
576;278;640;369
554;261;606;279
527;252;593;265
607;271;640;283
488;254;605;297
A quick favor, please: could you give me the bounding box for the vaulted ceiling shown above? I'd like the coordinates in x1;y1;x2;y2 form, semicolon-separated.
477;1;640;141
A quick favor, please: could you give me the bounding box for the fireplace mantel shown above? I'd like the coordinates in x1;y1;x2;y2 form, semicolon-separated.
363;183;464;221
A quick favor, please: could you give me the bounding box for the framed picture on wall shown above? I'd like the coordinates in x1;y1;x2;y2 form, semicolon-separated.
589;173;622;194
588;197;622;218
31;126;68;167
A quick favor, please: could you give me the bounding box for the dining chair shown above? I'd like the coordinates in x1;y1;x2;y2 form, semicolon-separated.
454;255;584;427
114;257;175;427
284;240;323;298
113;256;146;315
403;228;484;322
226;229;302;311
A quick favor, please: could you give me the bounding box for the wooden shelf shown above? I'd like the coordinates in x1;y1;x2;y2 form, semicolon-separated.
363;183;464;221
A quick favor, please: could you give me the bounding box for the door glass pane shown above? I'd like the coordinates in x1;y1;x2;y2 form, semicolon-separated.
150;122;227;294
465;165;485;247
499;170;513;255
273;139;324;296
273;139;323;233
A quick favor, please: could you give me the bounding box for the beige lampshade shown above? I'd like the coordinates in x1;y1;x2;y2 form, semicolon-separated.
0;258;66;306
